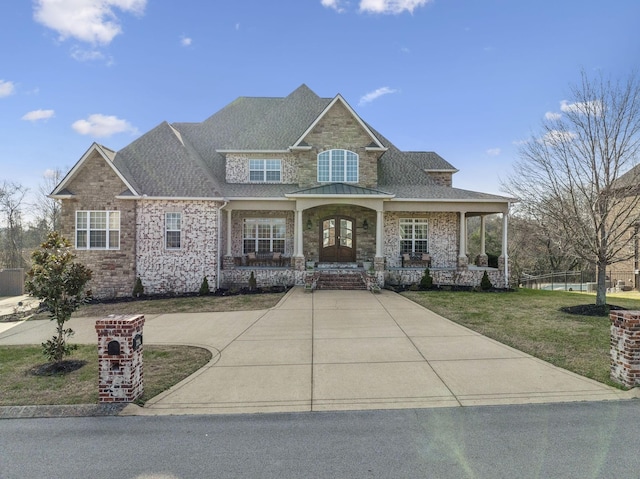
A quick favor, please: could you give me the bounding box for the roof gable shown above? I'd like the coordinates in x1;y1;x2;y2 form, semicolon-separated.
292;94;386;151
51;143;138;198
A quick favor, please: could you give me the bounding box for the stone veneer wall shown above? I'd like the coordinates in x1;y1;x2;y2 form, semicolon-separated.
303;205;376;263
230;210;295;257
384;212;458;268
297;101;383;189
427;172;453;187
385;268;505;289
136;199;222;295
59;150;136;299
225;153;298;183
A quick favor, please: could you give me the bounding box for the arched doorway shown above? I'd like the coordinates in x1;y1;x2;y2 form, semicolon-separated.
319;216;356;263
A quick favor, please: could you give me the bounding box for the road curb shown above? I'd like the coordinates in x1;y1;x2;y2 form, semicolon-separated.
0;403;127;419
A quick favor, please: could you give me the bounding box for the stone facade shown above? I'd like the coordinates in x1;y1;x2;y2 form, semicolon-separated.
384;268;505;289
59;151;136;298
426;172;453;187
384;212;458;268
136;199;222;295
297;102;383;189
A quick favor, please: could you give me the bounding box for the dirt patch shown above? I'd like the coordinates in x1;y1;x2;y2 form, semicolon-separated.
560;304;627;317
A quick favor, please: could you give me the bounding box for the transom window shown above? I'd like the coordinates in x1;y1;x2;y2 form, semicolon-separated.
400;218;428;254
243;218;286;254
165;212;182;249
249;159;281;182
317;149;358;182
76;211;120;250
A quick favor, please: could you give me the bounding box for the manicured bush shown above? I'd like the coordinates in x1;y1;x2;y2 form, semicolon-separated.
133;277;144;297
199;276;210;296
420;267;433;290
248;271;257;291
480;270;493;291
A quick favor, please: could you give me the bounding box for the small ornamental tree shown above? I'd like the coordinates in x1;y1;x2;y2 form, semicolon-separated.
25;232;92;363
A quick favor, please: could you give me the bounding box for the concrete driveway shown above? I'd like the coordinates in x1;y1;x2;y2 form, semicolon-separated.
0;288;629;415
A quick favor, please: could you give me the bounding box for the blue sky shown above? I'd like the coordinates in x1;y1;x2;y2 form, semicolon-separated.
1;0;639;210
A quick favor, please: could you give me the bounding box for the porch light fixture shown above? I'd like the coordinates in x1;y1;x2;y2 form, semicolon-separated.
306;218;312;230
362;219;369;231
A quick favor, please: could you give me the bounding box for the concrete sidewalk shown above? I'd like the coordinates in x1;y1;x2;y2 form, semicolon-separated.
0;288;631;416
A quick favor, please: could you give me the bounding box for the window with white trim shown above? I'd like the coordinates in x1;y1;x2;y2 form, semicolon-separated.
76;211;120;249
243;218;285;254
317;149;358;182
400;218;428;254
165;212;182;249
249;159;281;182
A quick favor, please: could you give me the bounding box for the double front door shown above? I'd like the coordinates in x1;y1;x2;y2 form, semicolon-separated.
319;216;355;262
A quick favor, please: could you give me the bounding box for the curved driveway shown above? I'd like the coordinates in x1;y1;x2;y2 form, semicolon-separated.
0;288;628;415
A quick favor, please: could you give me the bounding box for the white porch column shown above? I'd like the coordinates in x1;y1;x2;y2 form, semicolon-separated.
375;210;384;258
226;209;232;257
458;211;468;268
501;211;509;287
480;215;486;256
295;209;304;258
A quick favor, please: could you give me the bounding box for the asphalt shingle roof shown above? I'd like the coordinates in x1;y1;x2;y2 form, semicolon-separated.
107;84;509;202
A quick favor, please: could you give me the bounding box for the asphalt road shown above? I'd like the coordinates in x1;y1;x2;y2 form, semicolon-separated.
1;401;638;479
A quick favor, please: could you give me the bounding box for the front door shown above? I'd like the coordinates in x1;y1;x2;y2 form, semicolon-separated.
320;216;356;262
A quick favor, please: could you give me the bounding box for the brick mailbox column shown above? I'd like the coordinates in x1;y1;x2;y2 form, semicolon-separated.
96;314;145;403
610;310;640;388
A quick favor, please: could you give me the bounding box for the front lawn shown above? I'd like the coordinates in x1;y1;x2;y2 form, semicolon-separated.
402;288;640;388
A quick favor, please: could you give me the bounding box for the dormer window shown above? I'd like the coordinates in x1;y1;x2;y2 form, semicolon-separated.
318;149;358;183
250;159;281;182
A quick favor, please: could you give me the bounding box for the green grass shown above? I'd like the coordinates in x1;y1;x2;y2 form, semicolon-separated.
0;344;211;406
402;288;640;388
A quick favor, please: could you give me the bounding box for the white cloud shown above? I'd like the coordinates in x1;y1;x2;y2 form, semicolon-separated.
33;0;147;45
486;148;501;156
235;23;240;30
180;36;192;46
0;80;16;98
545;111;562;121
359;0;431;14
541;129;577;145
321;0;346;12
72;114;138;137
22;109;55;122
359;86;398;105
560;99;604;116
71;46;105;61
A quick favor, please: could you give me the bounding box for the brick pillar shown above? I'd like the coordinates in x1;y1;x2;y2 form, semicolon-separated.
610;310;640;388
96;314;145;403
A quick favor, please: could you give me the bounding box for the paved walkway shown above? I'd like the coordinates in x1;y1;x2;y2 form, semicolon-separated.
0;288;631;416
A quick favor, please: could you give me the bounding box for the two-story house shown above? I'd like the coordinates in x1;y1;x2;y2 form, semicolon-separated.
51;84;512;297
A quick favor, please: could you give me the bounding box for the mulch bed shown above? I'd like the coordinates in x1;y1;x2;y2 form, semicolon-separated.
29;360;87;376
560;304;627;317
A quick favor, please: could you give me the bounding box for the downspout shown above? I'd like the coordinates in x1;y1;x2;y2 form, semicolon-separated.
217;201;228;290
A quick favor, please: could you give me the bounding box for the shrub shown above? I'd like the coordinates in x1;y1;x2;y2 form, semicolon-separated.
420;267;433;290
480;270;493;291
199;276;210;296
248;271;257;291
133;277;144;297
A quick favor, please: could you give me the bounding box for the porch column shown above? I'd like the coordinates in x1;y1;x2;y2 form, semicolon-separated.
375;210;383;258
458;211;468;268
477;215;489;267
295;209;304;258
499;211;509;287
226;209;232;257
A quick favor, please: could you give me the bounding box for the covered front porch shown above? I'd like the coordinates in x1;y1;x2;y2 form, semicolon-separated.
218;187;510;290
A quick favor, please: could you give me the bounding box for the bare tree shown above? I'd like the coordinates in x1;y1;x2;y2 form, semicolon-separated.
34;168;63;233
0;181;28;268
504;71;640;305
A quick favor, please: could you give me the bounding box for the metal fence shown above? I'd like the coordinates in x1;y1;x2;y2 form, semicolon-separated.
0;268;25;296
520;270;637;292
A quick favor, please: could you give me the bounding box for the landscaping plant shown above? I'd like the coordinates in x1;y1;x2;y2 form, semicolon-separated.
25;232;92;364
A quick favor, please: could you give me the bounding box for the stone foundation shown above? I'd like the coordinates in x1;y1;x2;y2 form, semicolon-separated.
610;310;640;388
385;268;505;289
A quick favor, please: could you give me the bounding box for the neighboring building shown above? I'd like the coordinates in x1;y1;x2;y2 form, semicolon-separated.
51;84;512;297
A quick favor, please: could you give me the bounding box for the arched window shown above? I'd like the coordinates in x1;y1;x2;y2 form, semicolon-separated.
317;149;358;182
